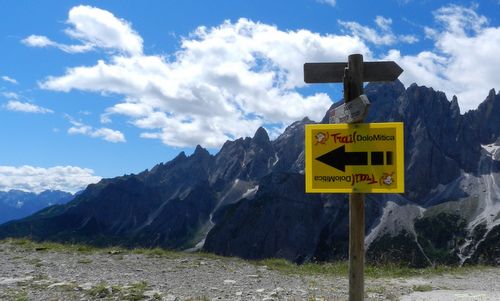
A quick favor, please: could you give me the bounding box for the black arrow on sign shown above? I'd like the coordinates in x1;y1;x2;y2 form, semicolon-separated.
315;145;368;172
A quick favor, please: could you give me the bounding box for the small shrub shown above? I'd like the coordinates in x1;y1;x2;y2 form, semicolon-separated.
87;283;111;298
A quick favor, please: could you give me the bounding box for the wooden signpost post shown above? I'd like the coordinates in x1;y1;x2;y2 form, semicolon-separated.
304;54;403;301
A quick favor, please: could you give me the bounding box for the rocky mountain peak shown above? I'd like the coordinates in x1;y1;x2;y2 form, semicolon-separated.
193;144;211;158
1;81;499;267
450;95;460;116
252;127;270;144
173;151;187;161
479;89;499;116
277;117;314;138
463;88;500;145
365;79;405;100
488;88;497;98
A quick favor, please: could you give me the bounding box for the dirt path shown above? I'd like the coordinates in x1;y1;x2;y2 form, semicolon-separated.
0;240;498;300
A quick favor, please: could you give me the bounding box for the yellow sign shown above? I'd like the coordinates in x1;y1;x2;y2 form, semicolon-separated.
305;122;404;193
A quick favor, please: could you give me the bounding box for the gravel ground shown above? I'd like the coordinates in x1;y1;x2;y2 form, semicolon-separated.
0;241;498;301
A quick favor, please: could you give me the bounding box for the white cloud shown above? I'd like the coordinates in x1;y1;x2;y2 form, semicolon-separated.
399;34;419;44
35;10;370;148
1;76;18;84
386;5;500;112
375;16;392;32
0;165;101;194
22;35;55;47
29;4;498;148
22;5;142;55
2;92;20;99
64;5;143;55
67;119;125;143
91;128;126;143
317;0;336;7
339;20;395;45
5;100;53;114
22;35;93;53
339;16;418;46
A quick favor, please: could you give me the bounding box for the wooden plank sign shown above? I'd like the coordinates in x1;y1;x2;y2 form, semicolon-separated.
304;61;403;83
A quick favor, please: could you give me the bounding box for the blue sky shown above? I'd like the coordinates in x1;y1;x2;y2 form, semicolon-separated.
1;0;499;193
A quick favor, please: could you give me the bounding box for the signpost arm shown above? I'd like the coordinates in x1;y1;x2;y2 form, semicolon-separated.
345;54;365;301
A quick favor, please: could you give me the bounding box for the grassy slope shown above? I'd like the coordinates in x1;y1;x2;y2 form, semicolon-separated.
1;238;489;279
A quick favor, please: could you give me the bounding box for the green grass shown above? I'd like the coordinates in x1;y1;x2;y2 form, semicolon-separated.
366;286;387;294
4;237;100;253
123;281;149;301
257;258;489;279
1;237;490;280
87;282;112;298
2;288;29;301
85;281;150;300
131;247;180;258
2;238;175;258
257;258;348;276
1;237;231;262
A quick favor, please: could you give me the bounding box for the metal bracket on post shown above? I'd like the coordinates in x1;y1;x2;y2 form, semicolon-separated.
329;94;370;124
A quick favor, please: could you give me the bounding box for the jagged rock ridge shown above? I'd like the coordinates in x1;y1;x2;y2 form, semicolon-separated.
0;81;498;266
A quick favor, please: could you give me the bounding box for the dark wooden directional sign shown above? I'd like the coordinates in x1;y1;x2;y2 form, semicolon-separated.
304;61;403;83
303;54;404;301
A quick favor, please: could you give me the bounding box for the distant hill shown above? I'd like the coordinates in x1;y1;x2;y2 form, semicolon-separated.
0;190;74;225
0;80;498;266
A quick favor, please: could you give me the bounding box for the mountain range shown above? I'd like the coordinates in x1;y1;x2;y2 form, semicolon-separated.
0;80;498;267
0;190;74;225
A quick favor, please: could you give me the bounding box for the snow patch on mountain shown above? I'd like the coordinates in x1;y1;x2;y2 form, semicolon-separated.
365;201;424;249
482;143;500;161
242;185;259;199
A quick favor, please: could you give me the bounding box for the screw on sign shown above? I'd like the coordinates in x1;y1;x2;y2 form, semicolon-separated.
303;54;403;301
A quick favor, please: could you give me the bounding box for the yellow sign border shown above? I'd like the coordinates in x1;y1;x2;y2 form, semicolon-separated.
305;122;404;193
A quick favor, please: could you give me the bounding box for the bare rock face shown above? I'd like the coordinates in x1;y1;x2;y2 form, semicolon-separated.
0;148;218;249
272;117;314;173
205;83;500;266
0;126;277;250
211;126;274;184
0;82;499;266
205;172;326;263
